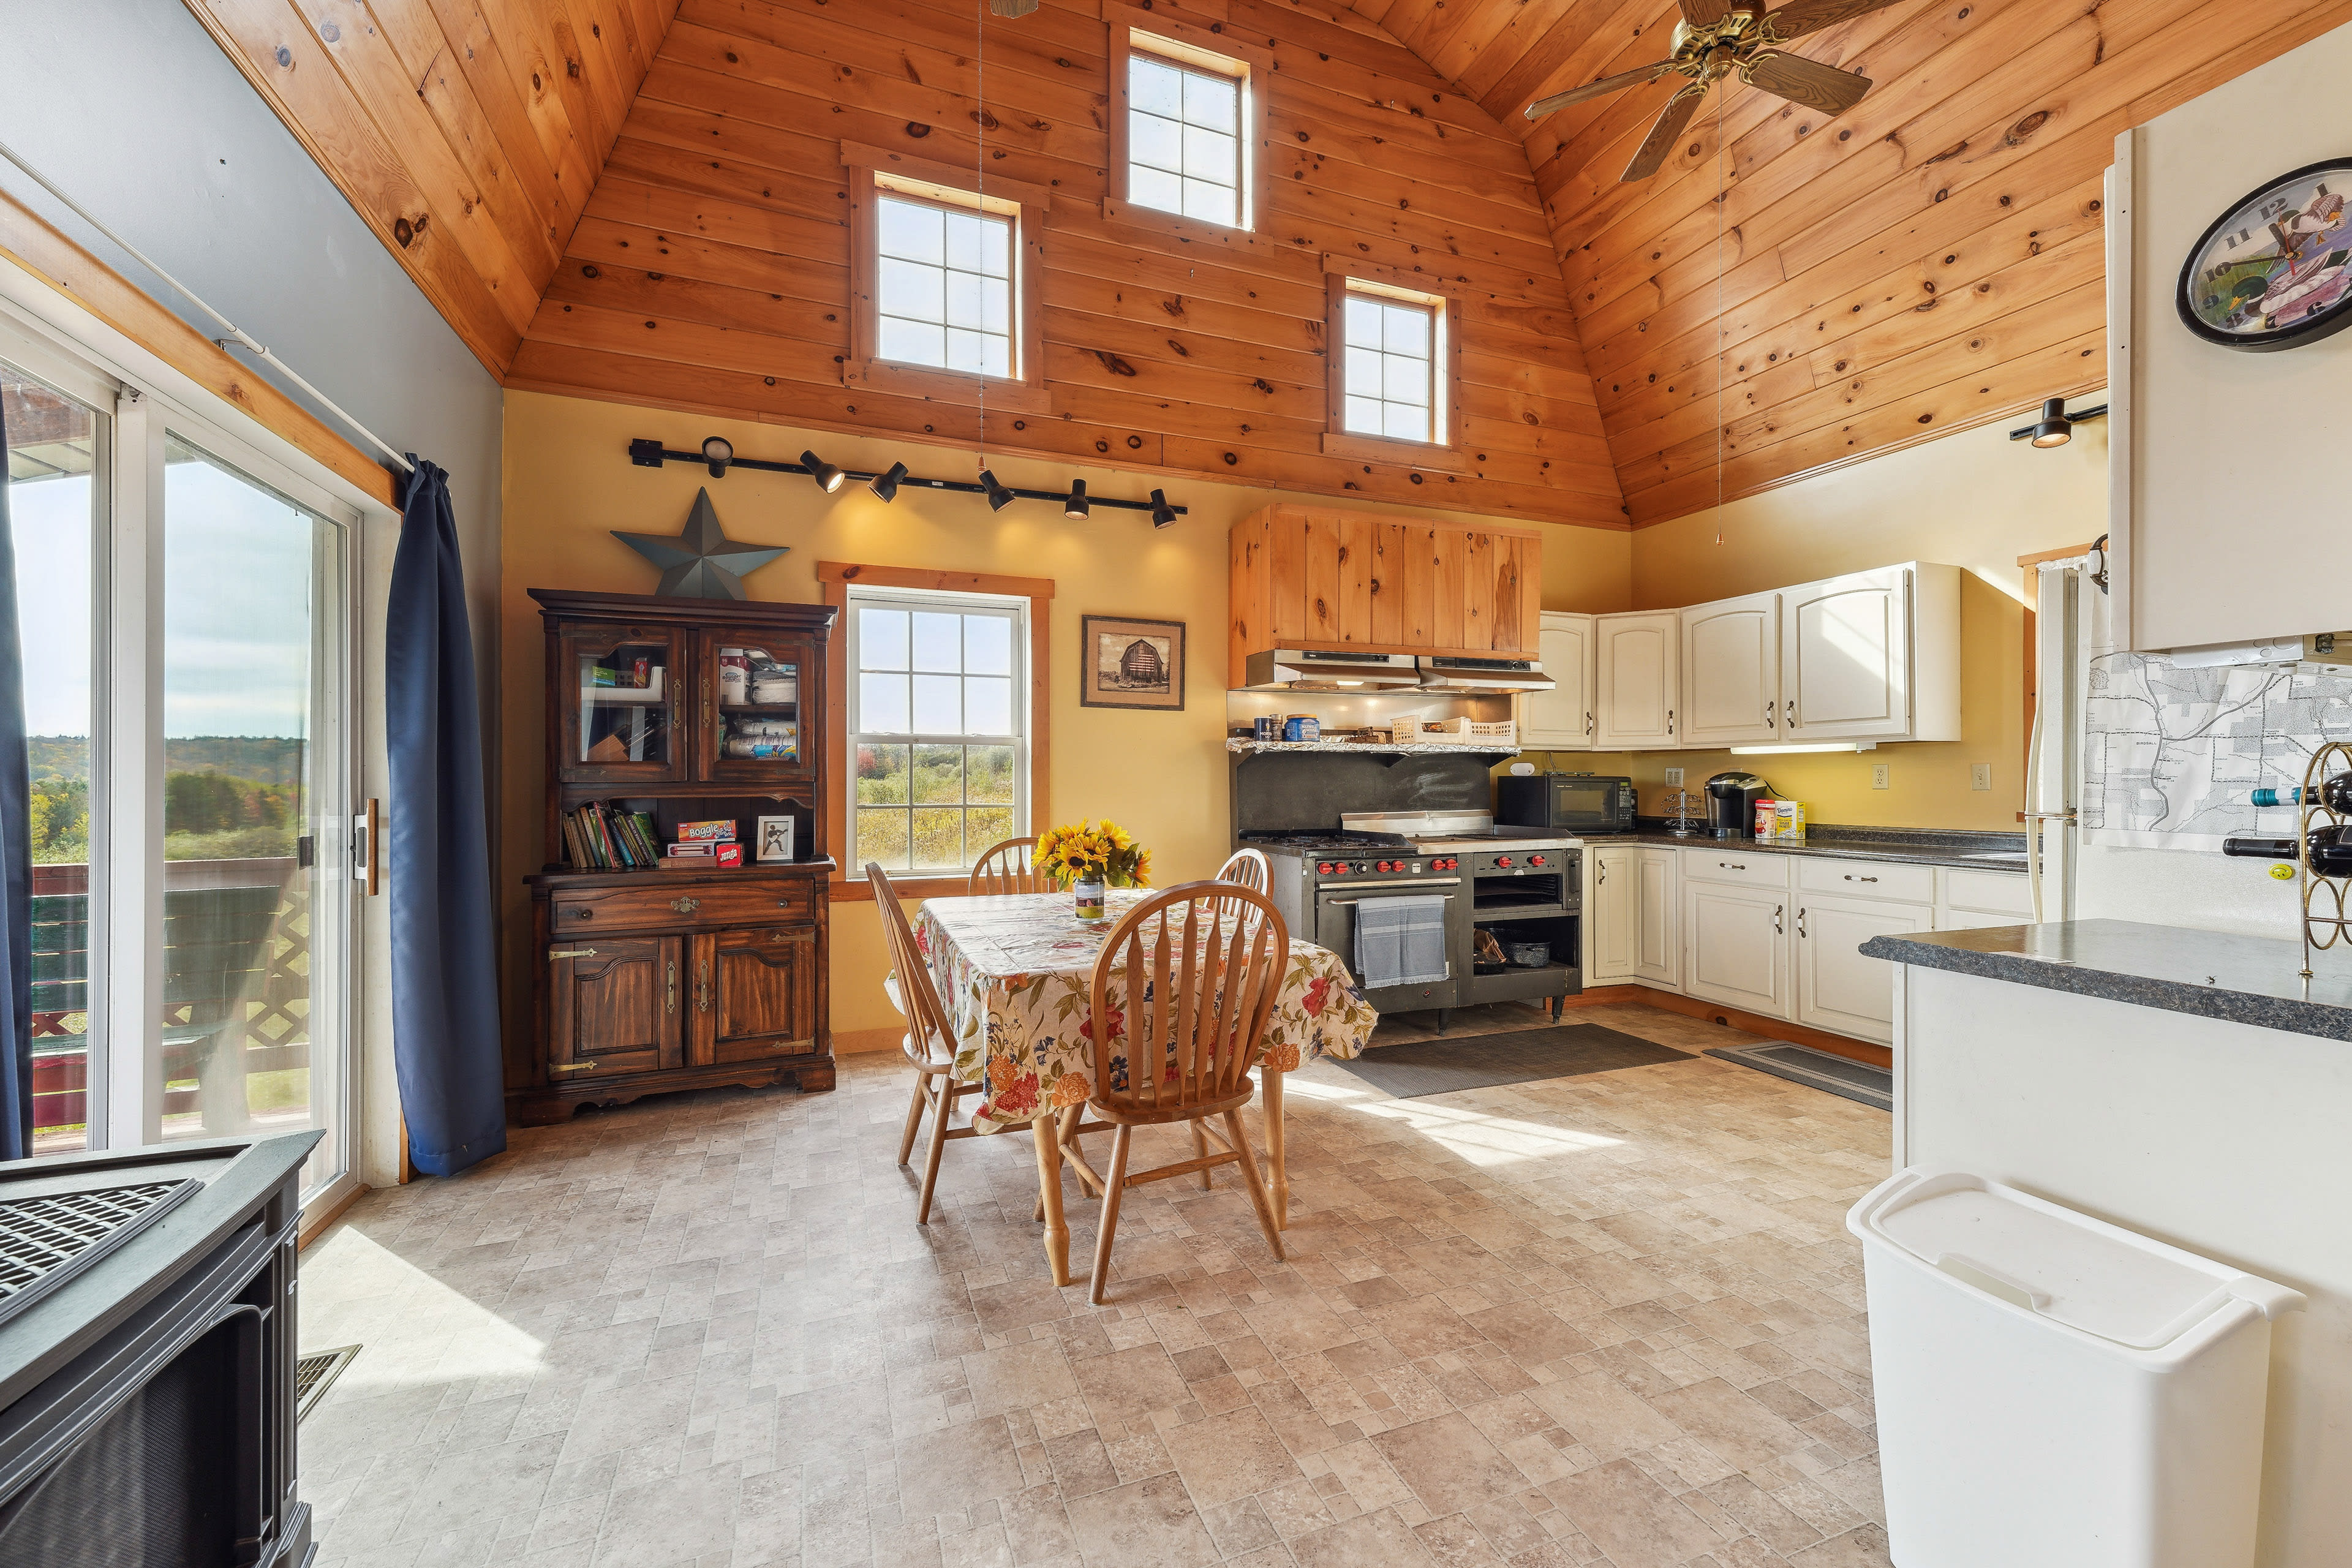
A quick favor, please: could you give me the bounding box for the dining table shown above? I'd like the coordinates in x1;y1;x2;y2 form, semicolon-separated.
911;889;1379;1286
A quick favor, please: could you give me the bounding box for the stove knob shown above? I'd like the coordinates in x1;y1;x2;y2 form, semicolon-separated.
1496;856;1515;869
1316;862;1333;875
1379;860;1395;873
1335;863;1351;875
1530;854;1547;867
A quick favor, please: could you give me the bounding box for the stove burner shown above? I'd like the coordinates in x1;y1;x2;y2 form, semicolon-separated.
1238;828;1414;854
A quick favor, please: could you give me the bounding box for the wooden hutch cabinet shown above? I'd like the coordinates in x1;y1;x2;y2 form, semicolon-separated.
514;589;838;1126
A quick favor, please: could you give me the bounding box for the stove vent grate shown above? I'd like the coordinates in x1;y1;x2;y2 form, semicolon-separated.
0;1180;200;1329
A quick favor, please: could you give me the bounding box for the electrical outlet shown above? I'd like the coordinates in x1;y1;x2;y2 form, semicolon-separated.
1972;763;1993;791
1664;767;1684;786
1872;764;1890;790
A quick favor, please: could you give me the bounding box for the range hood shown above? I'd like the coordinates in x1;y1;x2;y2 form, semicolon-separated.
1239;649;1424;692
1416;655;1553;694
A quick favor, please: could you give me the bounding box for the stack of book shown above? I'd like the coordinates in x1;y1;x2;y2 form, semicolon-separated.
561;802;663;870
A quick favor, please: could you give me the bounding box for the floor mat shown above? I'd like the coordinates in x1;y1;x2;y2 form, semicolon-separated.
1705;1042;1891;1110
1332;1023;1692;1099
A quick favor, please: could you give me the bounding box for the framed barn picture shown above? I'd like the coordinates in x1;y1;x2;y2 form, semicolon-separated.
1081;616;1186;710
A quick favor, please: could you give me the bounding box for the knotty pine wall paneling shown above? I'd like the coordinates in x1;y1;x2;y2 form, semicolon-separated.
1349;0;2352;523
505;0;1630;525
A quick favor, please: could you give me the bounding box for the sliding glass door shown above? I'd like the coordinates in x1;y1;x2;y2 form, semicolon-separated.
3;318;360;1200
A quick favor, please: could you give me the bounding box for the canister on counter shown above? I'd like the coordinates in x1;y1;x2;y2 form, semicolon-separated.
1253;715;1279;742
1282;714;1321;743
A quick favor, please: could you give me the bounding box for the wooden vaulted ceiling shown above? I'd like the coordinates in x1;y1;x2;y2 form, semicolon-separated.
185;0;2352;527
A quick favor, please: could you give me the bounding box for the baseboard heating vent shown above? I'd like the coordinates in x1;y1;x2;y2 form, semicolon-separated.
1706;1042;1891;1111
296;1345;361;1422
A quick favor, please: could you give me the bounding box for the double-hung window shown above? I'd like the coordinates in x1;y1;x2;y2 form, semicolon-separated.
846;587;1028;875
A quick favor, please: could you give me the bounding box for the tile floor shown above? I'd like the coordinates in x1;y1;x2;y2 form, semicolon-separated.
297;1002;1894;1568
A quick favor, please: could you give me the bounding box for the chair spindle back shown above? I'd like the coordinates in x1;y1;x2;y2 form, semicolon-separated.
870;864;957;1069
1086;881;1287;1118
1215;848;1270;894
970;836;1065;895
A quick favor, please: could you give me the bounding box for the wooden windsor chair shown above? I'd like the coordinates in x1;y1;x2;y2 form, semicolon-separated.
970;836;1068;895
1082;881;1288;1302
1214;847;1270;894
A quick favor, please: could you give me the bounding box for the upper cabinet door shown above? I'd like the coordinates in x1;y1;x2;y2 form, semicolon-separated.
1781;567;1913;740
1681;591;1782;748
694;629;817;785
1523;612;1595;748
1595;612;1681;750
556;622;690;785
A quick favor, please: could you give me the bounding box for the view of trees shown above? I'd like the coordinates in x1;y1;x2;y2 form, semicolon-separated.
23;737;304;864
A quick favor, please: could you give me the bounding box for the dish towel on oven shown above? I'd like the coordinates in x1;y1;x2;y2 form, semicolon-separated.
1354;895;1450;989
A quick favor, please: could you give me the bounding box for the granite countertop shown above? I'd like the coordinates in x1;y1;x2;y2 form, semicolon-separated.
1605;823;2029;872
1860;919;2352;1041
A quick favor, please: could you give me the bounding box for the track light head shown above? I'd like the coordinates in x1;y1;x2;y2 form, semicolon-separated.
2029;397;2073;448
1148;489;1178;528
800;449;846;493
979;468;1016;511
700;435;734;477
869;461;907;503
1063;480;1089;519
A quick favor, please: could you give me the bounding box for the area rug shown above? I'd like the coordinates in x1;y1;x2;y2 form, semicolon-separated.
1705;1042;1892;1111
1331;1023;1692;1099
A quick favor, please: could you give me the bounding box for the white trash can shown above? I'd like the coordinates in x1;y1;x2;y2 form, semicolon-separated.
1847;1168;2304;1568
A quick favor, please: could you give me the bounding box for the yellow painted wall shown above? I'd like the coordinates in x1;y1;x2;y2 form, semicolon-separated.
497;391;1633;1058
1623;415;2109;829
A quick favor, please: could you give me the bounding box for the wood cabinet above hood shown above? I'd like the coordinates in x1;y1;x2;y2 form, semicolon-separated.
1228;505;1542;688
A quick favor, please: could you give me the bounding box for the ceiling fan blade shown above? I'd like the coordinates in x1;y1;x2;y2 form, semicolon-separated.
1621;87;1709;182
1743;50;1872;116
1762;0;1909;42
1525;62;1678;121
1679;0;1736;23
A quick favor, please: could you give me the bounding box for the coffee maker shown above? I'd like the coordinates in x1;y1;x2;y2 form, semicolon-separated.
1704;772;1773;839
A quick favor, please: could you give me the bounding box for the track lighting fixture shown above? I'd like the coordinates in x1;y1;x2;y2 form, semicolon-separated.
2009;398;2107;447
801;450;846;494
625;440;1188;519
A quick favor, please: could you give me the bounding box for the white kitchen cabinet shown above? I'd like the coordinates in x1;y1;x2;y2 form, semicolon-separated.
1681;590;1782;747
1795;892;1930;1046
1682;881;1790;1019
1632;846;1680;989
1585;843;1637;982
1779;564;1961;743
1596;612;1681;750
1521;612;1596;749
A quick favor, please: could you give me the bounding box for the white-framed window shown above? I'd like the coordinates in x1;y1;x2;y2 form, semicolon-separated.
1343;285;1441;445
1126;40;1250;229
874;187;1014;379
846;584;1028;875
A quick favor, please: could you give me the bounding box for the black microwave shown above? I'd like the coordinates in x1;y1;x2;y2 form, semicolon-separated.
1496;774;1638;835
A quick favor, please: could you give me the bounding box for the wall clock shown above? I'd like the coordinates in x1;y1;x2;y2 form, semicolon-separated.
2177;158;2352;351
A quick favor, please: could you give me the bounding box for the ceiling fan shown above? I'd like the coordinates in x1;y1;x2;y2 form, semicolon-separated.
1525;0;1912;181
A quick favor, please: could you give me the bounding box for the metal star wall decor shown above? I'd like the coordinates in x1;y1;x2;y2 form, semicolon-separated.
612;488;788;599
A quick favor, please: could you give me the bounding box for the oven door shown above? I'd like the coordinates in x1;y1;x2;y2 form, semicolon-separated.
1315;879;1464;1013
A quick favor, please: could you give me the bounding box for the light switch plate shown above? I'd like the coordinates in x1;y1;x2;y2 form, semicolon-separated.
1872;764;1890;790
1971;763;1993;791
1664;767;1684;786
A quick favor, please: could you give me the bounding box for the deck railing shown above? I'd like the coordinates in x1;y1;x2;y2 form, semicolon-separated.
31;858;311;1144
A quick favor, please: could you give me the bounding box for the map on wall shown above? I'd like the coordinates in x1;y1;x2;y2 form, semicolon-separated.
2082;653;2352;847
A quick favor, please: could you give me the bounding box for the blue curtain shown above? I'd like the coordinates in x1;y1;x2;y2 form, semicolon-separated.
0;396;31;1161
385;459;505;1177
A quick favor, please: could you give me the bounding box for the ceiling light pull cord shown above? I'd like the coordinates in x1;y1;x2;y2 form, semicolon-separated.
0;137;416;477
1714;89;1725;540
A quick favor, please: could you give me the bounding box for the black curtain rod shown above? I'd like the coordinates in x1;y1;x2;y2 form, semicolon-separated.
627;439;1188;516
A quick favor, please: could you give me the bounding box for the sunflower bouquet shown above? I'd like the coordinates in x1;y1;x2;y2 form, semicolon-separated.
1034;819;1153;889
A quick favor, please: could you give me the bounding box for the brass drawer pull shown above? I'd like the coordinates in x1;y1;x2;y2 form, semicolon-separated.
569;908;594;919
551;1061;599;1073
696;960;710;1013
549;948;598;960
671;896;701;914
667;959;677;1014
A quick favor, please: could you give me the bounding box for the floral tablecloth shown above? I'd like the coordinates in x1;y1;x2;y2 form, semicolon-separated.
911;891;1378;1127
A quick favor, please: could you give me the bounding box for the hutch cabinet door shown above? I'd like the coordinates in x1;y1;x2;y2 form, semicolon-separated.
556;622;690;785
690;928;818;1064
548;937;683;1079
693;630;818;786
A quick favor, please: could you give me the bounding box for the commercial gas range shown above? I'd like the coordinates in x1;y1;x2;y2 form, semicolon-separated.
1237;812;1584;1025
